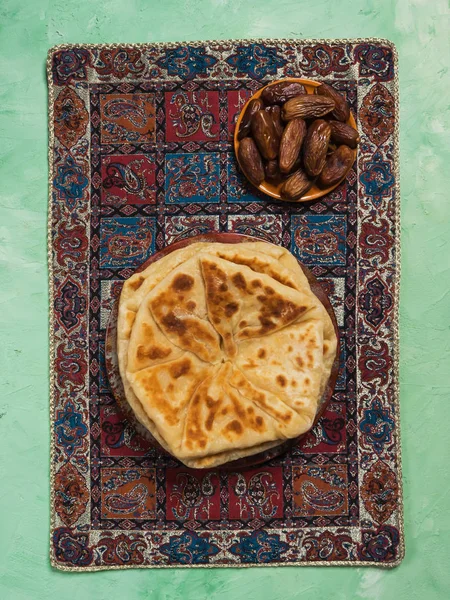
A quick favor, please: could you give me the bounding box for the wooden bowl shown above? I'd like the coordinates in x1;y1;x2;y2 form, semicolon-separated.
105;233;340;469
233;78;357;203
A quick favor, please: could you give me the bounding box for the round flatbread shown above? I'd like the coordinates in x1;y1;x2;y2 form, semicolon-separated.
117;240;337;468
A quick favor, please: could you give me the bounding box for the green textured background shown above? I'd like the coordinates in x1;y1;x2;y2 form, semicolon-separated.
1;0;449;598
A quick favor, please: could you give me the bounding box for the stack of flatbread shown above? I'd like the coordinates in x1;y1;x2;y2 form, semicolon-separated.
117;241;337;468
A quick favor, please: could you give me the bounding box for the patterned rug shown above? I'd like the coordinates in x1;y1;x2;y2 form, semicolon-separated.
48;38;403;570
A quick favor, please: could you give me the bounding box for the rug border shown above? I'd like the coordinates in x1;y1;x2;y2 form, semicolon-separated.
47;37;403;571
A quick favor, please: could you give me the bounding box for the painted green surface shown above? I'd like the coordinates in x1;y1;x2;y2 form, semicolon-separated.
0;0;449;598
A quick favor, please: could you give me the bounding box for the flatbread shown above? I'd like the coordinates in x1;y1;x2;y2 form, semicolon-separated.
117;240;337;468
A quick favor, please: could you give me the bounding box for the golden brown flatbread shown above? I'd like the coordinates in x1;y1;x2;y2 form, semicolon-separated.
117;240;337;467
